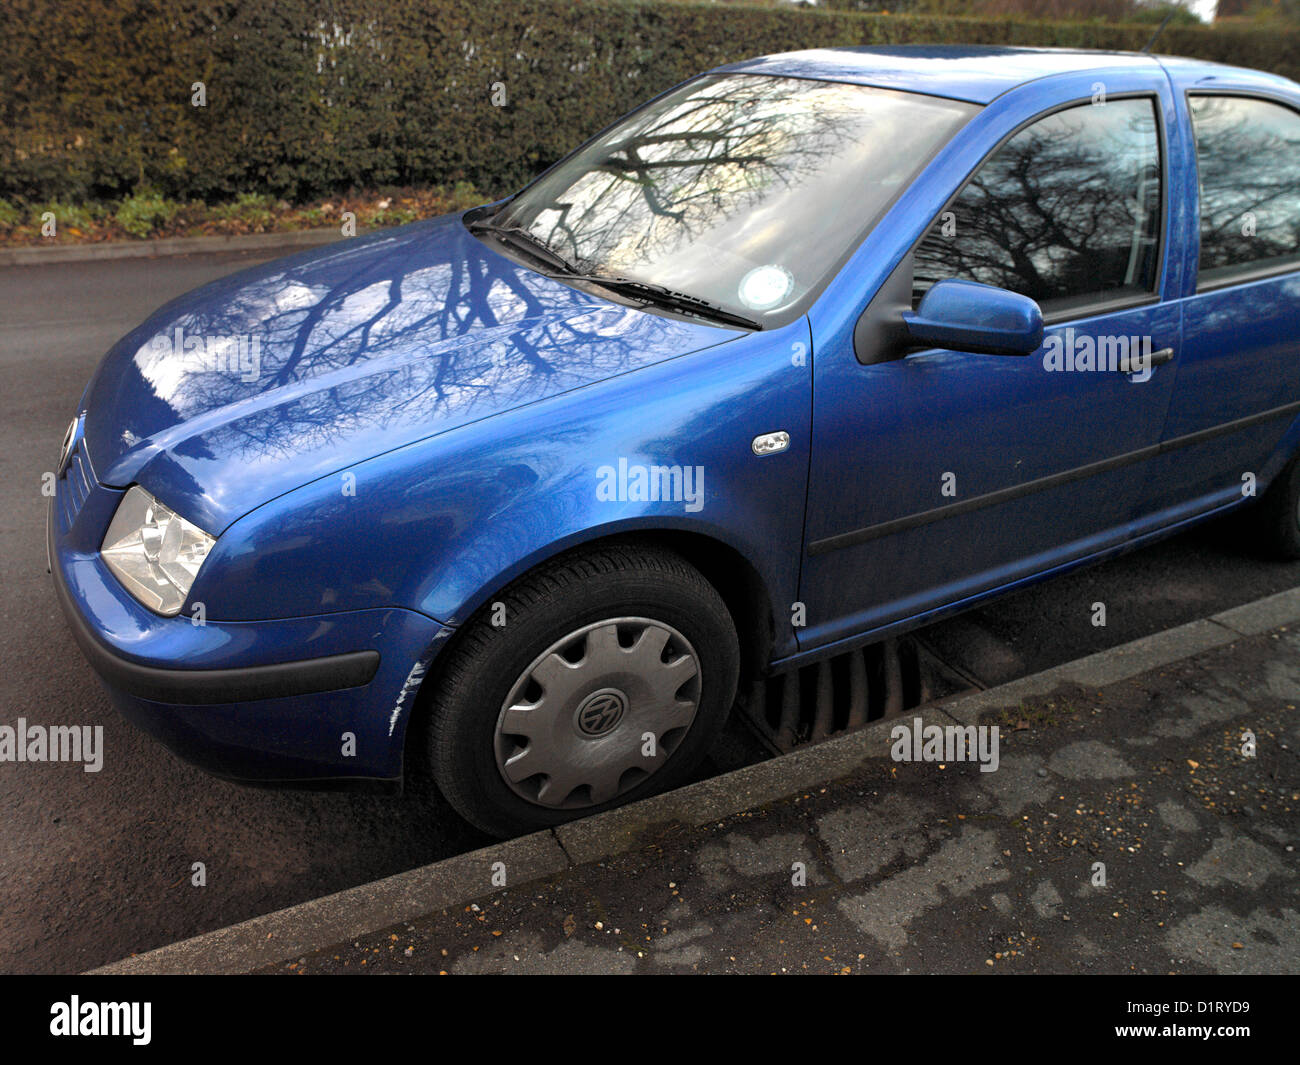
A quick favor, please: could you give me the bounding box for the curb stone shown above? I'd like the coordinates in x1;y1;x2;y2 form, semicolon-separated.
94;830;570;976
89;584;1300;975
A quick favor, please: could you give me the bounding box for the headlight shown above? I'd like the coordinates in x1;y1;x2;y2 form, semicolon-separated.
101;486;216;616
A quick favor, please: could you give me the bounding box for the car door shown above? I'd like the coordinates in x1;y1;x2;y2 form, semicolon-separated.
1137;86;1300;530
798;83;1182;654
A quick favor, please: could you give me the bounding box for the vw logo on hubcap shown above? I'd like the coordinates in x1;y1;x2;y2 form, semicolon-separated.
575;688;628;737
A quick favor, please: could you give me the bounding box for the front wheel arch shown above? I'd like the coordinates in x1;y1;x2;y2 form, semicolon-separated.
403;528;773;770
409;539;742;836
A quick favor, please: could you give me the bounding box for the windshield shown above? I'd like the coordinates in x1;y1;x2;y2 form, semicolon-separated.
489;74;977;322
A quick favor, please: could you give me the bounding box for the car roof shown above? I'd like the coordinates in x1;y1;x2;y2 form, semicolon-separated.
712;44;1288;105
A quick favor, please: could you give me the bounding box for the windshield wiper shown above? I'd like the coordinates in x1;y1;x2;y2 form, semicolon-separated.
469;215;761;330
549;273;762;331
468;218;576;274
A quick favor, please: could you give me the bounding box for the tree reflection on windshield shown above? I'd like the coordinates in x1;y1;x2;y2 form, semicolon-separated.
496;75;976;319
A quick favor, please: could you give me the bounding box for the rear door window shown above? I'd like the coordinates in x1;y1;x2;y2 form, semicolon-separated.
1189;94;1300;286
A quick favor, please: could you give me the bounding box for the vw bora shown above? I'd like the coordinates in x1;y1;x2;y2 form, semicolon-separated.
50;47;1300;835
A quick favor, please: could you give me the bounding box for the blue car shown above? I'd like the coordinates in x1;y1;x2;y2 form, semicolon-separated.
50;46;1300;835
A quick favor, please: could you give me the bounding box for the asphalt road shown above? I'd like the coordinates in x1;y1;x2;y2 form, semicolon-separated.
3;248;1299;974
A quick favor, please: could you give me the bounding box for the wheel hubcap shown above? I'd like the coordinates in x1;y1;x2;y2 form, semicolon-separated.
494;617;702;810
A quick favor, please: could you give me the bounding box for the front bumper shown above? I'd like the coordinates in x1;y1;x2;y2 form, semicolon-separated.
48;444;451;786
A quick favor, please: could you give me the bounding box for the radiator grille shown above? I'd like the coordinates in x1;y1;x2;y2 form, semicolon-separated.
58;445;94;530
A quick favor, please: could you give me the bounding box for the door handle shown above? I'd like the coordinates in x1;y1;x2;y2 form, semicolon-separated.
1118;347;1175;373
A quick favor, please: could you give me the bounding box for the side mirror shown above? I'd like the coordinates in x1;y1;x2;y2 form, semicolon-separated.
902;279;1043;357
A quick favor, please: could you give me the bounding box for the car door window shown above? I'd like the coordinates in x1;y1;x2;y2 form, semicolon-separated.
912;97;1162;316
1189;94;1300;286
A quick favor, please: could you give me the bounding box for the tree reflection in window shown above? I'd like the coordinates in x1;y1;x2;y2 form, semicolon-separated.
913;98;1161;311
1190;95;1300;282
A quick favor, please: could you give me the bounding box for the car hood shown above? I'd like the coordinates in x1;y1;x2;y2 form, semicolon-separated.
81;212;735;533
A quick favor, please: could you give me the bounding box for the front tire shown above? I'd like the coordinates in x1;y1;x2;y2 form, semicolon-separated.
425;543;740;837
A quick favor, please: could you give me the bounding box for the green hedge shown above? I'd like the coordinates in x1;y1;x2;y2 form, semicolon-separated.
3;0;1300;205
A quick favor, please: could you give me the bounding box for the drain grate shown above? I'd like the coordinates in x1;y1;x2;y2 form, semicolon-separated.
738;637;973;754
